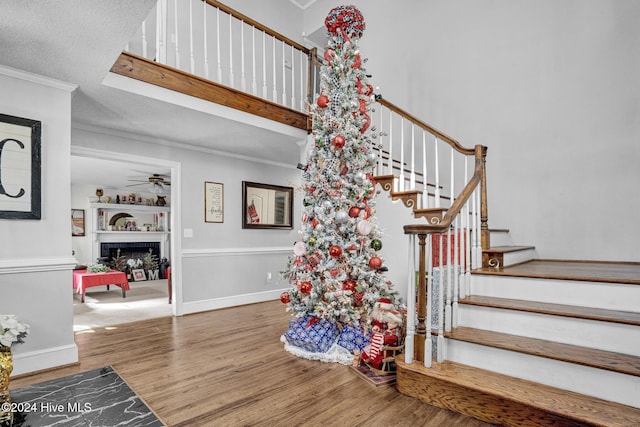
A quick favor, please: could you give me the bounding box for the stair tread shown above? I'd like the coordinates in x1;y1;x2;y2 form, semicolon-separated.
484;245;535;253
459;295;640;326
446;326;640;377
414;207;447;213
397;358;640;426
473;259;640;285
391;189;420;196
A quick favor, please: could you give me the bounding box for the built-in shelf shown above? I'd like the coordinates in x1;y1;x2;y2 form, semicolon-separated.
89;202;169;212
88;203;171;263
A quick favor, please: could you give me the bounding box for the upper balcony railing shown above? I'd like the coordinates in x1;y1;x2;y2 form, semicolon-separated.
125;0;313;115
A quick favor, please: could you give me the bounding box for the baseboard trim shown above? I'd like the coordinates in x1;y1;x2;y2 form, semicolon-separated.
11;344;79;376
181;288;287;315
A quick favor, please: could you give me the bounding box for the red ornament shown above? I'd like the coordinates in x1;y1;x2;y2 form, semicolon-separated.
351;54;362;69
323;49;335;63
349;206;361;218
299;281;312;294
361;113;371;133
317;94;329;108
312;218;319;228
280;292;290;304
329;245;343;258
330;269;340;277
369;256;382;270
367;85;374;96
342;279;357;291
333;134;346;149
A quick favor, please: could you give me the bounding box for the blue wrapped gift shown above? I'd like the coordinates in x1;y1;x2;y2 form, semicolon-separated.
284;315;339;353
336;323;370;353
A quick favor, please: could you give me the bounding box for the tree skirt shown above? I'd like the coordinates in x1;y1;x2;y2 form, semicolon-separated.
281;336;354;365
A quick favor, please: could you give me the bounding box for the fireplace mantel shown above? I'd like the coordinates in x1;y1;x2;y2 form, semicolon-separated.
89;203;170;263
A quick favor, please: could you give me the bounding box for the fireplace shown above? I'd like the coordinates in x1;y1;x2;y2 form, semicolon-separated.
100;242;161;263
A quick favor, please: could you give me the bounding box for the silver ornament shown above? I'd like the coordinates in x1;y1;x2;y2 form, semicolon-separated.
367;153;378;165
323;200;333;210
335;211;349;224
355;171;365;183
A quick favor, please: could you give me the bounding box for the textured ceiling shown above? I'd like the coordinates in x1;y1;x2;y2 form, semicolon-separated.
0;1;306;190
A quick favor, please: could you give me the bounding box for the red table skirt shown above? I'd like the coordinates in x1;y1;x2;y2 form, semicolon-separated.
73;269;130;295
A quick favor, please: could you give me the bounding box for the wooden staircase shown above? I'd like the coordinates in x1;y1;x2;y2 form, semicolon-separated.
399;261;640;425
375;174;640;425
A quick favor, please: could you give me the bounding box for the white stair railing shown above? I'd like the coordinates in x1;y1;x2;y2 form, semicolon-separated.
125;0;312;114
404;144;487;367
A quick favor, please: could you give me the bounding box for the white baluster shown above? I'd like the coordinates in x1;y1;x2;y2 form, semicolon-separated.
387;114;393;177
240;22;246;92
424;234;433;368
399;118;405;191
262;31;267;99
251;27;257;95
461;157;470;299
203;1;209;80
434;138;440;208
377;105;384;176
142;20;148;58
422;131;428;208
405;234;415;364
475;189;482;268
228;14;234;88
155;1;162;62
291;45;295;110
173;0;180;69
216;9;222;82
281;42;286;106
189;0;194;74
410;124;416;191
437;233;444;363
299;52;305;111
452;215;459;328
272;37;277;102
445;227;452;333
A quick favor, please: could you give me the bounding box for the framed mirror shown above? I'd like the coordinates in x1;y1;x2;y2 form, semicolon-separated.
242;181;293;229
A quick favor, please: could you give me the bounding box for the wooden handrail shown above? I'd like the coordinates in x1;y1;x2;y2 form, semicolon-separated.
375;96;475;156
404;144;486;235
205;1;311;53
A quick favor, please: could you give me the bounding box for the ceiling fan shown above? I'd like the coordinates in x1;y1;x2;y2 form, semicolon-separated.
126;173;171;194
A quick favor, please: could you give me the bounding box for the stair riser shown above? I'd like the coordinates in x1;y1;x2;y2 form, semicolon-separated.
488;231;511;247
503;248;536;267
445;339;640;409
470;275;640;312
458;305;640;356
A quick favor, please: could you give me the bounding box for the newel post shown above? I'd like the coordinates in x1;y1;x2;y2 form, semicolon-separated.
480;146;490;253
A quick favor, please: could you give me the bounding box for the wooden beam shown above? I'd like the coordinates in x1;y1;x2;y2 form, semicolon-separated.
110;52;309;131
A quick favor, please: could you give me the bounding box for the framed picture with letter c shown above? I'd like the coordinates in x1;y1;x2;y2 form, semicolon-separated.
0;113;41;219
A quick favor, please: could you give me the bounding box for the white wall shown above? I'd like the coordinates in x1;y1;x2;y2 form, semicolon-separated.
303;0;640;262
0;67;78;375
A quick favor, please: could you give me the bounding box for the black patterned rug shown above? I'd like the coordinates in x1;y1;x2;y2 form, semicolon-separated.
2;366;163;426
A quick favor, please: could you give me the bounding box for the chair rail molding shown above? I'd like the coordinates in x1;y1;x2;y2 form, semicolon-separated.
0;256;78;274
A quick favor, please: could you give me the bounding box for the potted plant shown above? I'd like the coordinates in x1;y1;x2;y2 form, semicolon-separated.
1;314;29;424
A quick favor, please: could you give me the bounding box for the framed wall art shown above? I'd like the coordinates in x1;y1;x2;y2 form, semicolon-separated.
0;113;42;219
204;181;224;223
242;181;293;229
71;209;85;237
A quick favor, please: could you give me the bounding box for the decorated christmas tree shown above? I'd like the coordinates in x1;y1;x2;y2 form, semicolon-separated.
280;6;400;364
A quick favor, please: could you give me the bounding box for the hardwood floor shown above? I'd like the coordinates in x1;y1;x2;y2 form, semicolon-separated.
10;301;489;426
